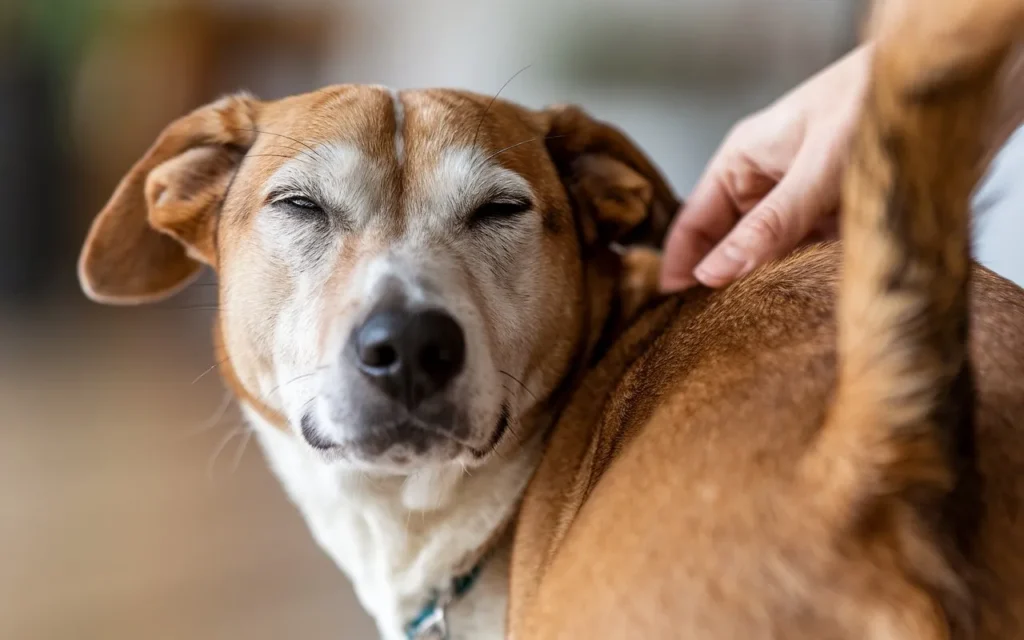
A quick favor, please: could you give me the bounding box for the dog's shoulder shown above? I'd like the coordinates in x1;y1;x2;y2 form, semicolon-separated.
512;241;1024;636
509;242;845;620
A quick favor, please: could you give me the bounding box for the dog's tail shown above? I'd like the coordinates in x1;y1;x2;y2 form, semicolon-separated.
804;0;1023;520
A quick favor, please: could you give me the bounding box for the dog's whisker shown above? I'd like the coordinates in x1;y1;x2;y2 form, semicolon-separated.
256;145;324;168
243;153;315;163
490;446;509;464
262;367;330;404
253;367;332;422
484;134;566;163
177;391;236;440
499;370;538;402
244;153;319;170
299;394;320;416
505;422;524;448
501;409;524;444
206;426;246;481
472;64;532;147
192;357;230;386
154;304;222;312
234;127;330;164
228;427;254;475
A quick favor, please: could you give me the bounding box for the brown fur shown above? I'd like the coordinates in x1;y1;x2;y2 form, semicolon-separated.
509;1;1024;638
511;245;1024;638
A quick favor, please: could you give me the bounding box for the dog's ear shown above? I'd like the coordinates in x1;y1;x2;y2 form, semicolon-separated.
542;104;680;249
79;93;260;305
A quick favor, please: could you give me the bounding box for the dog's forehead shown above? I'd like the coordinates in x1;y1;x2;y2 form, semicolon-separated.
259;84;394;154
257;85;543;167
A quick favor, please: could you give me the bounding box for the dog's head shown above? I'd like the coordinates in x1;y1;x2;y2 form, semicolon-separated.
79;86;676;473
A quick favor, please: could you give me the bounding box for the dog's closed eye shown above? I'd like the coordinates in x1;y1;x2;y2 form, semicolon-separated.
280;195;322;211
469;196;532;228
275;195;326;217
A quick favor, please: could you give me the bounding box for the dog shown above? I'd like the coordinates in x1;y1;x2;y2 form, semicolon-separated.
78;0;1024;636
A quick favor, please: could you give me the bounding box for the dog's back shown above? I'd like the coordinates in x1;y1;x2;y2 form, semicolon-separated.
510;1;1024;637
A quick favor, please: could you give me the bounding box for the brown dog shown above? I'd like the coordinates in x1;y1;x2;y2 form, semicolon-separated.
78;0;1024;637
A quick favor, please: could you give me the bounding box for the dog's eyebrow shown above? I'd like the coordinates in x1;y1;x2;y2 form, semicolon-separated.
428;147;535;214
263;155;334;197
261;142;383;214
470;185;533;208
263;171;326;198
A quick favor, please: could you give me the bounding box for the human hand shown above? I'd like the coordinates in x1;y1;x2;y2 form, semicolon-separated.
660;46;872;291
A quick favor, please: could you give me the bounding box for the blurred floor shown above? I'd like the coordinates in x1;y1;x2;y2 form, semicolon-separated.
0;302;376;640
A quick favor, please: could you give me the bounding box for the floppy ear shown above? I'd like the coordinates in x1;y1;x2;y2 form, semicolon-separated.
542;104;680;249
78;93;260;305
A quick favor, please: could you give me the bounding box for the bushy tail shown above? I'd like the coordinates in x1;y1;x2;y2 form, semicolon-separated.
806;0;1024;518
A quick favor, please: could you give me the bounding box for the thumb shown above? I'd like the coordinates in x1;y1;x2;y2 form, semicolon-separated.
693;156;836;287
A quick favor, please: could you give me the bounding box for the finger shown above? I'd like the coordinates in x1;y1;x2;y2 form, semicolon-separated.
694;154;836;287
659;172;741;292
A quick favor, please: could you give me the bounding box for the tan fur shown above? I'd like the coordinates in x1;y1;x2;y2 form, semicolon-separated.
510;1;1024;638
78;2;1024;636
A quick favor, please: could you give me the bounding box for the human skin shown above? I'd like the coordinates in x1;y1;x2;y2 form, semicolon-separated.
661;42;1024;292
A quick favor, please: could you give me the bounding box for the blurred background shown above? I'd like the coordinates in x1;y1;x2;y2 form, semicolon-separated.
0;1;1020;638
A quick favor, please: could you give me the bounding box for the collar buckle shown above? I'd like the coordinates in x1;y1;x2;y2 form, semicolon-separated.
406;602;449;640
405;562;484;640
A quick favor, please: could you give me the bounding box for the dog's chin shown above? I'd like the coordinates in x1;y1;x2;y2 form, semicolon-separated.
300;401;511;473
348;422;467;469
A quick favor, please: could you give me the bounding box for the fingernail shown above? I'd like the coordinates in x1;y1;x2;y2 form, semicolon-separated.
695;244;750;286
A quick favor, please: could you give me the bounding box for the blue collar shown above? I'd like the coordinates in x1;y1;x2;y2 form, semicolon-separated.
404;563;484;640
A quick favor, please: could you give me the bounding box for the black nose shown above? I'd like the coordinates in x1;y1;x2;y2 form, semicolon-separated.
351;308;466;408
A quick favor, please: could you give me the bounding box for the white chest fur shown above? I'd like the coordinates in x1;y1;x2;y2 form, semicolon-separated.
245;407;539;639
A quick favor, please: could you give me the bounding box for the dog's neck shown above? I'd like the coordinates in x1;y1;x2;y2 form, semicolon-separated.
246;405;544;639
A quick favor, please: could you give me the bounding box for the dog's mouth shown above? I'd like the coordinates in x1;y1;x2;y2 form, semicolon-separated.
300;403;511;460
471;404;510;458
300;413;338;451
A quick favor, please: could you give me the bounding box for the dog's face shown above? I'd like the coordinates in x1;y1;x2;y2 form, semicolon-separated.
79;86;676;473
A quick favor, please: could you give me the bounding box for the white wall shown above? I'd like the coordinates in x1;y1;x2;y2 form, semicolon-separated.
976;127;1024;286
